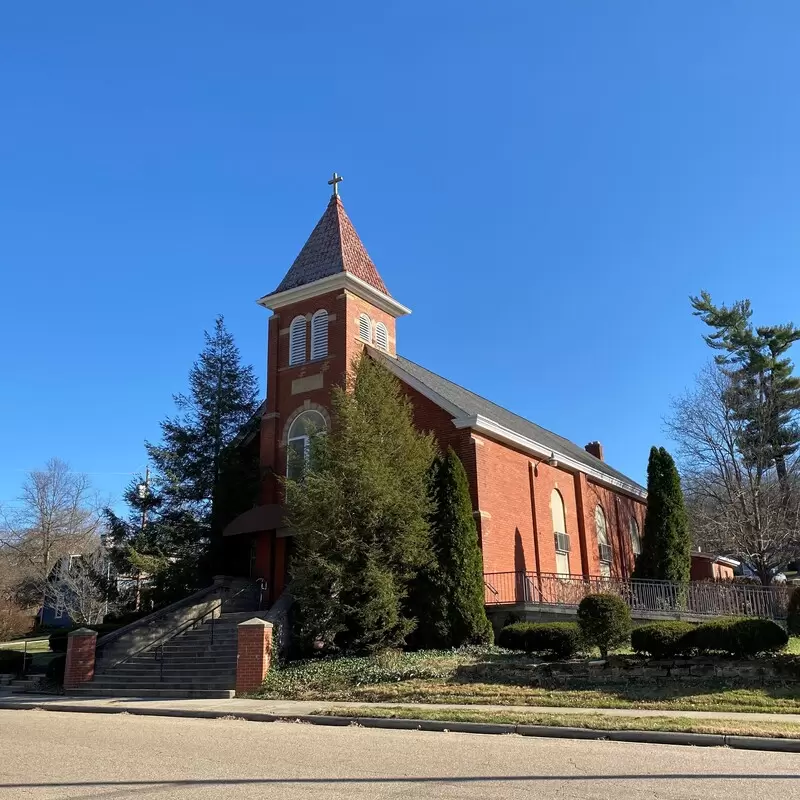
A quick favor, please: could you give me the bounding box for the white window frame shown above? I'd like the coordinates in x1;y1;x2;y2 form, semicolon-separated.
358;313;372;343
595;505;611;577
630;517;642;556
375;321;389;351
289;315;307;366
551;489;570;577
286;410;327;479
310;309;328;360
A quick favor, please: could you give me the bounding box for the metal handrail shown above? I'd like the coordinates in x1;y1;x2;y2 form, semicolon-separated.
150;582;261;682
100;581;259;674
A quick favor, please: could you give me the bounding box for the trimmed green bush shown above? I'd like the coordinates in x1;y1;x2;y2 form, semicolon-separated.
787;587;800;637
686;617;788;657
0;650;31;675
631;621;695;659
577;593;632;658
46;654;67;685
497;622;582;659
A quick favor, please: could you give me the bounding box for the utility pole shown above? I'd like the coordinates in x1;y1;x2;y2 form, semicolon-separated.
134;466;150;611
139;465;150;532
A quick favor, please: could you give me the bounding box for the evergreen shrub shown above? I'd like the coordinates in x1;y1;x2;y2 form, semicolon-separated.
577;593;632;658
497;622;582;659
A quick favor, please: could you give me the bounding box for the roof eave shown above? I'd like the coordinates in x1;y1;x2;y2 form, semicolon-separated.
452;414;647;500
372;352;647;500
257;272;411;318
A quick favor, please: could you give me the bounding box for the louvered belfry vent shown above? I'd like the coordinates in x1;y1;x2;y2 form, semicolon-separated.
375;322;389;351
289;316;307;365
358;313;371;343
310;310;328;359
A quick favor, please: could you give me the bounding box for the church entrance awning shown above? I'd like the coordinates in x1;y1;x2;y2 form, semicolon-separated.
223;504;285;537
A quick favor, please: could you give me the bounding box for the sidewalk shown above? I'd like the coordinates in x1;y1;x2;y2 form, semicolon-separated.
3;693;800;724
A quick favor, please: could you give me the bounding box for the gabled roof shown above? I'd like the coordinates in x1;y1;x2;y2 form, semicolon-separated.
373;350;645;497
269;195;389;297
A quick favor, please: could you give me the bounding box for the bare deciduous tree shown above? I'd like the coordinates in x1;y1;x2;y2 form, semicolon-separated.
0;459;102;623
49;548;114;626
667;364;800;584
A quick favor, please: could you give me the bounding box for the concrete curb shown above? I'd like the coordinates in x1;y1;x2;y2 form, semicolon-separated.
2;700;800;753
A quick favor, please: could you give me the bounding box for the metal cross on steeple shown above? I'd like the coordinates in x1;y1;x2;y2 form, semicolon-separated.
328;172;343;197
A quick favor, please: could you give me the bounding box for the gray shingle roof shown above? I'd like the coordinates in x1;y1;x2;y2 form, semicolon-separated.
387;353;644;492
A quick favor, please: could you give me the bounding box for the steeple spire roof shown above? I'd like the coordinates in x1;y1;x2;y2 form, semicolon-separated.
270;194;390;297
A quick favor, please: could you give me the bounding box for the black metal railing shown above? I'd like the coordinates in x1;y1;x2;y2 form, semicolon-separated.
483;571;791;620
151;582;261;682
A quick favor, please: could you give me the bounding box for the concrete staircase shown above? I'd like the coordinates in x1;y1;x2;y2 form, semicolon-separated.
74;610;262;699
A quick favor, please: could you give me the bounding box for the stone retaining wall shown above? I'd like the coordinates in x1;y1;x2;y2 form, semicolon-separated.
508;655;800;685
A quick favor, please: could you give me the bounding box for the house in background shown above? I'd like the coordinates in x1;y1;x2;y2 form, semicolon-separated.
222;179;648;605
690;550;740;582
37;554;82;627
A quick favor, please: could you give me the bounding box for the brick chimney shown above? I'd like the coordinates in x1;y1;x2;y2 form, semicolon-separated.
585;441;604;461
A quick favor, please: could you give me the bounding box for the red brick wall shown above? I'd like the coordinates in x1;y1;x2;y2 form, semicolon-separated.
260;289;400;502
584;480;646;578
391;382;648;582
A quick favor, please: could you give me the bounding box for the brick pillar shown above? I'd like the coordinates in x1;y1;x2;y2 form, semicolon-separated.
64;628;97;691
236;619;273;695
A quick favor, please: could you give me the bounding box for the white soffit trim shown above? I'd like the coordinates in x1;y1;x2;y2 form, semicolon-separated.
453;414;647;500
257;273;412;318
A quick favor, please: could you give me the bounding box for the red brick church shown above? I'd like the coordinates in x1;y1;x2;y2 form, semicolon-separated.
223;177;647;605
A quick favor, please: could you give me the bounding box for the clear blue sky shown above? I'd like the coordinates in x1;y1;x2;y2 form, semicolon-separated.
2;2;800;508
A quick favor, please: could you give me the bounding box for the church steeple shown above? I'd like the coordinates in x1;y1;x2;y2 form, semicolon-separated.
265;185;390;299
258;176;410;325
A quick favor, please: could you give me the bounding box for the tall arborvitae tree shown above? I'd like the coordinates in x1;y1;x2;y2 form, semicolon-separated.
633;447;691;584
413;448;492;649
109;316;259;602
287;355;436;653
691;292;800;497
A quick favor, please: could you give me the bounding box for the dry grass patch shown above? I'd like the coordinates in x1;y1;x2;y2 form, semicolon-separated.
315;705;800;739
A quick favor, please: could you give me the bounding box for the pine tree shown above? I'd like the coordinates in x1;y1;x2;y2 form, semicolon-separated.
633;447;691;584
108;316;259;601
287;354;436;653
691;292;800;495
147;316;259;514
414;449;493;649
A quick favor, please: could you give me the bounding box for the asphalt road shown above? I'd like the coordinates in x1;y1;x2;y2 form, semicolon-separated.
0;709;798;799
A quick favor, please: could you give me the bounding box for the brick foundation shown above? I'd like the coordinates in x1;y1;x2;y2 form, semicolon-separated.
64;628;97;690
236;619;273;694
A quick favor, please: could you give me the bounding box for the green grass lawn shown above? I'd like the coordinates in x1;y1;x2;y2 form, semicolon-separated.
254;643;800;715
0;637;57;673
314;706;800;739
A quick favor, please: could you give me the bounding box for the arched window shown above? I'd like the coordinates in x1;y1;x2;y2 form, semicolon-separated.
595;505;611;577
630;517;642;557
358;313;371;343
310;309;328;360
551;489;570;576
286;410;326;480
289;315;307;366
375;321;389;351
